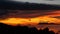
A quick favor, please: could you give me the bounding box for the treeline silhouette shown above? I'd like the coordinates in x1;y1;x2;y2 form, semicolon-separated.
0;23;56;34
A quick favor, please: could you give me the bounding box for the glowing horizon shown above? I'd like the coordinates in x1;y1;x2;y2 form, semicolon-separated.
0;16;60;26
0;10;60;26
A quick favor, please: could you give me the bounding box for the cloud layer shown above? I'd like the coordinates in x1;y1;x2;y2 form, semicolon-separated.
0;10;60;26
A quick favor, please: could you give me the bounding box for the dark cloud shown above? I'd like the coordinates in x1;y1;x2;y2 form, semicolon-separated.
0;10;8;19
0;1;60;19
0;10;58;19
7;10;55;18
1;0;60;14
53;16;60;19
0;10;8;15
0;1;60;10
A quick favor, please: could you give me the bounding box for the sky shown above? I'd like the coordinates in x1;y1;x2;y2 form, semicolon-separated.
11;0;60;5
0;0;60;25
0;10;60;25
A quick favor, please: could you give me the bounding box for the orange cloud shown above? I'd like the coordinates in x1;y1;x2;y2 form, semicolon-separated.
0;10;60;26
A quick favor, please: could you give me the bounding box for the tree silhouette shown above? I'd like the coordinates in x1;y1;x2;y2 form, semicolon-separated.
0;23;56;34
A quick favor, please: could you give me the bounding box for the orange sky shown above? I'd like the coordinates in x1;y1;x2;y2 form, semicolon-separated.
0;10;60;26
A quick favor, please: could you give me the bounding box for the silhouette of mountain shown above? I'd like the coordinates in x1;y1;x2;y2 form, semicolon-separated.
0;1;60;10
0;23;56;34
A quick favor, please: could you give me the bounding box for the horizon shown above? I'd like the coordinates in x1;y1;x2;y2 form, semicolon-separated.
0;1;60;34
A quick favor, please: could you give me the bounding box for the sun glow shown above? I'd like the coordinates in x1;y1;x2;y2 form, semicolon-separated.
0;16;60;26
0;10;60;26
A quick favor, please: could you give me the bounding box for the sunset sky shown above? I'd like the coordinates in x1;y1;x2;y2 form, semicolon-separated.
0;10;60;26
0;1;60;33
0;0;60;26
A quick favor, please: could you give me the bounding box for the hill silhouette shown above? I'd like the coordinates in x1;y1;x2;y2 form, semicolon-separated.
0;23;56;34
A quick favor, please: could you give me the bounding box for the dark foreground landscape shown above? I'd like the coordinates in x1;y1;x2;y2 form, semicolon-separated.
0;23;59;34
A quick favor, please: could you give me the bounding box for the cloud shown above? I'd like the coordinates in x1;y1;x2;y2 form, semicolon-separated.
12;0;60;5
0;1;60;10
0;10;60;27
0;10;55;18
0;10;60;19
0;10;8;20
